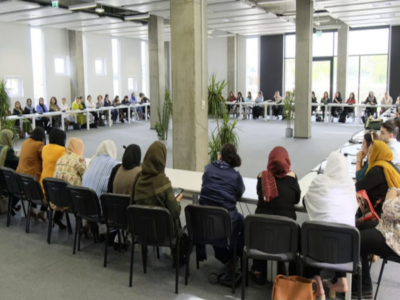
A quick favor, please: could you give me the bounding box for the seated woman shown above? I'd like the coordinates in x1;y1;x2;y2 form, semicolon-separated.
356;140;400;216
272;91;283;120
356;132;379;181
352;188;400;298
49;96;61;127
130;92;143;118
304;152;359;300
332;91;343;119
133;141;181;229
53;138;86;229
343;92;356;117
121;95;130;120
104;94;118;123
95;95;106;125
36;97;50;133
364;91;377;118
82;140;118;199
86;95;100;127
199;144;245;273
108;144;141;195
59;97;75;128
71;97;86;128
311;91;317;115
0;129;21;216
243;91;252;120
16;127;46;220
251;147;300;283
13;101;26;138
320;91;330;121
380;92;393;115
113;95;125;123
23;98;35;132
39;129;66;225
227;91;237;115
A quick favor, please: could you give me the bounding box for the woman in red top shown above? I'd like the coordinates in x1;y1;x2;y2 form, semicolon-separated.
227;91;237;116
343;92;356;117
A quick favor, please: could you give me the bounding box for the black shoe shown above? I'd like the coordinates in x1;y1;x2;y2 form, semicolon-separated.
53;219;67;230
351;291;373;299
250;269;266;285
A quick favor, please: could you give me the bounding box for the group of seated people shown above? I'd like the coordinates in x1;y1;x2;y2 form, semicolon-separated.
2;119;400;299
10;92;151;136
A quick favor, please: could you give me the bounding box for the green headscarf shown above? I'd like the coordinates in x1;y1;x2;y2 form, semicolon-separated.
133;141;171;201
0;129;14;167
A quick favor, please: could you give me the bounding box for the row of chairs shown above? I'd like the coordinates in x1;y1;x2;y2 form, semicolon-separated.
0;166;394;300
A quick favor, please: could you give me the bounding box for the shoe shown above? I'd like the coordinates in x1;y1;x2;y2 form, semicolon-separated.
317;295;326;300
29;208;38;221
82;224;93;239
351;291;373;299
250;270;266;285
324;279;348;299
38;211;47;222
53;219;67;230
368;254;378;263
13;205;21;212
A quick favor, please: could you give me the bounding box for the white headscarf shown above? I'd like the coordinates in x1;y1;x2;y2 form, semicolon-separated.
305;152;358;227
88;140;117;166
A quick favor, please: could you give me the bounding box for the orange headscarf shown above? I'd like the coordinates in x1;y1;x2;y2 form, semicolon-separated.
66;138;84;156
367;140;400;188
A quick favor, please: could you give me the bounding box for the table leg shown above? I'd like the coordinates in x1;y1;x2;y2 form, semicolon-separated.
264;104;268;122
239;102;242;120
32;118;36;130
61;114;65;131
86;112;89;130
108;109;112;127
128;107;131;124
356;106;361;124
145;105;148;121
270;104;273;120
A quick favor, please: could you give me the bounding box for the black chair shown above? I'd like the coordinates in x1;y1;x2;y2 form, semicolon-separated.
373;255;400;300
241;214;299;300
0;167;26;227
67;186;105;254
184;204;237;294
18;174;49;234
301;221;362;300
126;205;182;294
43;178;74;244
100;193;130;267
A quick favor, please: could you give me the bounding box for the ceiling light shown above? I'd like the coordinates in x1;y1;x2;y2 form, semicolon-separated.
69;2;97;10
208;29;214;34
95;6;104;13
223;19;230;22
216;34;236;38
258;0;294;4
124;13;150;21
372;2;391;8
314;24;341;30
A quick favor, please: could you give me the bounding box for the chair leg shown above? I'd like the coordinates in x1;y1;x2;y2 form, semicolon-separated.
185;243;191;285
232;247;237;294
21;198;27;218
78;219;83;251
129;237;135;287
73;217;80;255
47;209;53;244
25;202;32;234
374;258;387;300
157;247;160;259
242;253;247;300
245;258;249;287
196;245;199;269
118;230;122;253
175;238;180;294
7;195;13;227
141;244;147;274
358;268;362;300
104;226;109;268
66;213;72;234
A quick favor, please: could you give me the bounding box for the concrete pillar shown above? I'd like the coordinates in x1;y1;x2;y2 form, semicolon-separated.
164;41;171;91
337;22;349;99
148;15;165;129
68;30;85;102
294;0;313;139
227;34;237;93
171;0;208;171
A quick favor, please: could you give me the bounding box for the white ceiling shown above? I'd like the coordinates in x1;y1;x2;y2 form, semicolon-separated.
0;0;400;40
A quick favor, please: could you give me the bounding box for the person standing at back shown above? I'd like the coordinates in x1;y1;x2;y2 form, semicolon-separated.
380;121;400;170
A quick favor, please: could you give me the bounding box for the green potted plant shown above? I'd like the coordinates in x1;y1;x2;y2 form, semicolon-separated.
0;79;11;130
207;74;240;162
283;90;295;138
155;89;173;145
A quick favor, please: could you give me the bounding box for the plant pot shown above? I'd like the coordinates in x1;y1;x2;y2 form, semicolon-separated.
285;127;293;138
158;138;168;147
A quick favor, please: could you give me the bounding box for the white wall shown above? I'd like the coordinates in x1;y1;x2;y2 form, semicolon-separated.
120;37;143;99
0;22;34;108
208;37;227;83
83;32;113;99
237;34;247;95
44;28;71;104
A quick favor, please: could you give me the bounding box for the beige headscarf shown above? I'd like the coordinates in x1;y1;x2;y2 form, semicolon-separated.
0;129;14;167
88;140;117;167
66;138;84;156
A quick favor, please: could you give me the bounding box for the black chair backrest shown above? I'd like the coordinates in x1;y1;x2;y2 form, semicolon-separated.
127;205;174;246
43;178;71;209
100;193;130;228
302;221;360;272
185;204;232;246
67;186;102;218
18;173;45;202
0;167;23;197
244;214;298;256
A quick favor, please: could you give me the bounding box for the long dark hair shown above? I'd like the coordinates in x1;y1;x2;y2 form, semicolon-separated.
220;143;241;168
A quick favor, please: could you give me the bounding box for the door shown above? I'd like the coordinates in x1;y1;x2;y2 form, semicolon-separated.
312;57;333;101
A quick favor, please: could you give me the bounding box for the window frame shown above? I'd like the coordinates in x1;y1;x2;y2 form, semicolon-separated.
4;76;24;98
95;58;107;76
54;56;67;75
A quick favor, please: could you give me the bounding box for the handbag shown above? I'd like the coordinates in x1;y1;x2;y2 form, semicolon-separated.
356;190;380;225
271;275;318;300
364;116;382;130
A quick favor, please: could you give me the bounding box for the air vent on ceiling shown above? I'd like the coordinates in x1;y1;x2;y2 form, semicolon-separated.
372;2;392;8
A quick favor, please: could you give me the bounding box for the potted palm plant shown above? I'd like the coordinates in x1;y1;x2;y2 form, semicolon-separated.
155;89;173;146
283;90;295;138
0;79;11;130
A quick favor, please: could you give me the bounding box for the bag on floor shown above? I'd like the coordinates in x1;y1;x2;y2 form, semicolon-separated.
316;116;322;122
338;112;346;123
73;124;81;130
364;116;382;130
271;275;318;300
252;106;264;119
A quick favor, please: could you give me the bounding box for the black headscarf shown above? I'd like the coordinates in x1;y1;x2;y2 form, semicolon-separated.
30;127;45;142
122;144;141;170
49;129;66;147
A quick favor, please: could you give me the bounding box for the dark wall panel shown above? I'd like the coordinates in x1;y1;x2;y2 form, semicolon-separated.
260;35;284;100
390;26;400;100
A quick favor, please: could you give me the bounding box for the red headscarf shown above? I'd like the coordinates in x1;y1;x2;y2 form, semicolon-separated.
261;147;291;202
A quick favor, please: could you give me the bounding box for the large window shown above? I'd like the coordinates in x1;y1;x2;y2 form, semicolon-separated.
30;28;46;102
112;38;120;98
5;76;23;98
246;38;259;98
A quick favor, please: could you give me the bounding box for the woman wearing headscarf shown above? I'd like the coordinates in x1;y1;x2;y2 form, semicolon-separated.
82;140;118;199
52;138;86;228
332;92;343;119
355;132;379;181
133;141;182;233
107;144;142;195
16;127;46;220
71;97;86;128
380;92;393;115
304;152;358;300
23;98;35;133
49;96;61;127
364;91;377;117
0;129;19;170
251;147;301;283
130;92;143;118
356;140;400;216
39;129;66;223
12;101;26;138
36;97;50;132
272;91;283;120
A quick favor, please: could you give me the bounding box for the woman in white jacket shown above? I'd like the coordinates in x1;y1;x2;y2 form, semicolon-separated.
380;92;393;115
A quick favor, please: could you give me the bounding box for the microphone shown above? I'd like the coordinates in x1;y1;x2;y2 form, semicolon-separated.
349;129;364;144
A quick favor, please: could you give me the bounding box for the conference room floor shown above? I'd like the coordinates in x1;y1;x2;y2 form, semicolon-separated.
2;119;398;300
